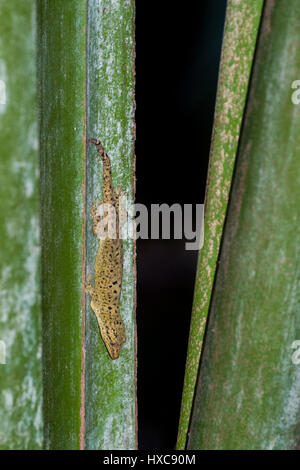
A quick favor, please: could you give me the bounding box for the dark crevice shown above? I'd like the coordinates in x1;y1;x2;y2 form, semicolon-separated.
136;0;227;450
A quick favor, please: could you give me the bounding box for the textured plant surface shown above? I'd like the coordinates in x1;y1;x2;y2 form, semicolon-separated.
39;0;136;450
188;0;300;450
177;0;264;449
0;0;42;450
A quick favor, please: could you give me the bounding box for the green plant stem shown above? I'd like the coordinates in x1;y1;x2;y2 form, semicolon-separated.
188;0;300;449
177;0;264;450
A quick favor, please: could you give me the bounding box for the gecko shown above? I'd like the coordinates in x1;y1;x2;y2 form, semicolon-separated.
86;139;126;360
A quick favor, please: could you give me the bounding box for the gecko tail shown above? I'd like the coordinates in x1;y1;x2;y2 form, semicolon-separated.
87;138;100;146
86;138;107;162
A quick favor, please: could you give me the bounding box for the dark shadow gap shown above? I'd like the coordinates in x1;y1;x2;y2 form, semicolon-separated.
136;0;227;450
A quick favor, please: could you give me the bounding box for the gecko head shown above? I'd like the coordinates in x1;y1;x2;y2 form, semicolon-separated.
98;317;126;360
104;333;126;360
101;330;125;360
107;343;122;360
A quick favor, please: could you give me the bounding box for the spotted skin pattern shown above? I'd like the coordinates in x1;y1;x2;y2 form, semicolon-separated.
86;139;126;360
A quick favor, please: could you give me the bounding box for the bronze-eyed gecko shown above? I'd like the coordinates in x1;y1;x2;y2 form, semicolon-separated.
86;139;126;360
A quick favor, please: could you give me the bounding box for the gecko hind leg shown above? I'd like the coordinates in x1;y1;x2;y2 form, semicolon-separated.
116;186;128;228
85;273;94;296
117;185;126;198
90;200;104;236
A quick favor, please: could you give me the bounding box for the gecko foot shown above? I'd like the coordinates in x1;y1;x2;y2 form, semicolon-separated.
90;200;104;236
87;138;100;146
87;138;105;157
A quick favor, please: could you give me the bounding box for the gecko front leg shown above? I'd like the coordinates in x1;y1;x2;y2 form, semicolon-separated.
90;199;104;237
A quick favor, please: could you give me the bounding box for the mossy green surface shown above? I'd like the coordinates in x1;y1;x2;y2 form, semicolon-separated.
188;0;300;449
38;0;136;450
85;0;136;450
0;0;42;450
38;0;87;450
177;0;264;449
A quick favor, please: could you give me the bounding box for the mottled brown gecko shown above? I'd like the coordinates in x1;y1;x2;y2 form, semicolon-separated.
86;139;126;360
